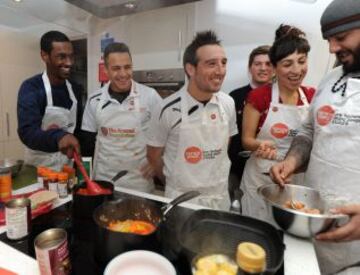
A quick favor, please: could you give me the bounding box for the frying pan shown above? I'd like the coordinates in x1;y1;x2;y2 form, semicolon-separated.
93;191;200;265
179;210;284;275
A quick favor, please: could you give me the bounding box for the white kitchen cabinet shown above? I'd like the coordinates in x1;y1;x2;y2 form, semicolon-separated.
127;4;194;70
0;30;42;160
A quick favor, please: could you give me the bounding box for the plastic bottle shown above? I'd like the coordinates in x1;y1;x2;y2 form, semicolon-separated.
236;242;266;275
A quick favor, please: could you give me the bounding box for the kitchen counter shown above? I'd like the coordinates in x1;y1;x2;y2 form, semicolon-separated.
0;184;321;275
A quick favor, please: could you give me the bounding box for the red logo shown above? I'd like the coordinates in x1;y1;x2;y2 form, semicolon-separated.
270;123;289;139
100;127;108;136
210;113;216;120
184;146;202;164
317;105;335;126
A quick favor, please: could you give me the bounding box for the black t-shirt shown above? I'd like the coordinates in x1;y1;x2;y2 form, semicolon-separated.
228;84;253;175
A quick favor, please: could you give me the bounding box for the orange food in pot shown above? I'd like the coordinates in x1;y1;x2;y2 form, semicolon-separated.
107;219;156;235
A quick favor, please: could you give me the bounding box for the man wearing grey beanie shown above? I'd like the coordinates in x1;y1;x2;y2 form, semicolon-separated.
270;0;360;274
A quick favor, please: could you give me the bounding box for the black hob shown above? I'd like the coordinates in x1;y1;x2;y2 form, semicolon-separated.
0;191;284;275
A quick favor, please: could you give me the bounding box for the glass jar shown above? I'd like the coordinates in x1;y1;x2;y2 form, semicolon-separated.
57;172;69;198
0;168;12;202
236;242;266;275
48;172;58;193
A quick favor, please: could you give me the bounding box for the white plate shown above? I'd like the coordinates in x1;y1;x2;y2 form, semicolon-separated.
104;250;176;275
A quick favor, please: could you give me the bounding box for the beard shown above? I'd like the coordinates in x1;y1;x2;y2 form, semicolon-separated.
340;44;360;74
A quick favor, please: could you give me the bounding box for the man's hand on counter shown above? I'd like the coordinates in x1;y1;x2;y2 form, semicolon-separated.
58;133;80;159
316;204;360;242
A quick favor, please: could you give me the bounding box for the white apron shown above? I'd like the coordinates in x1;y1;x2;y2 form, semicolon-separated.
93;82;154;193
165;91;231;211
305;72;360;275
241;82;309;223
24;72;77;171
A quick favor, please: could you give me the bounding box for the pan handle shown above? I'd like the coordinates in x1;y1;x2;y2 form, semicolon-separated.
161;190;200;217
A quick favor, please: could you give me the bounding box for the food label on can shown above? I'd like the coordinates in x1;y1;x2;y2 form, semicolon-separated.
5;207;28;239
36;239;70;275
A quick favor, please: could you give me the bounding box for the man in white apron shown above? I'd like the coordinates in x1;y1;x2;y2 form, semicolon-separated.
147;31;237;210
271;0;360;273
18;31;81;171
81;42;162;193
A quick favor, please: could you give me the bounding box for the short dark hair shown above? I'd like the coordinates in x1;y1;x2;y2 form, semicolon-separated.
183;30;221;73
104;42;132;66
248;45;271;67
40;31;70;54
269;24;310;66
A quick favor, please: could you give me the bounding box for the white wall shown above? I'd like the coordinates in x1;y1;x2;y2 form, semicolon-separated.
194;0;335;92
87;0;335;94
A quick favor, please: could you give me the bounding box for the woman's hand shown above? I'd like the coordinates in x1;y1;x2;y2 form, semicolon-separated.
255;140;277;160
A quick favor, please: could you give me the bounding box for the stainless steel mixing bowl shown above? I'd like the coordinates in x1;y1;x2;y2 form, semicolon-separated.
0;159;24;177
257;184;348;238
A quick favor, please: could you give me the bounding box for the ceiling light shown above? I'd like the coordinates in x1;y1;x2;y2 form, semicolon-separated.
13;0;23;2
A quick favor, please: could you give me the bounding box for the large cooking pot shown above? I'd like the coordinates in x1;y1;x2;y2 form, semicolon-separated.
72;180;114;219
93;191;200;265
179;209;285;275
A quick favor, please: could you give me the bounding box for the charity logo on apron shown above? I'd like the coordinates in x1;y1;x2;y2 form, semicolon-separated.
165;90;231;211
241;82;309;223
305;73;360;274
24;71;77;171
92;81;154;193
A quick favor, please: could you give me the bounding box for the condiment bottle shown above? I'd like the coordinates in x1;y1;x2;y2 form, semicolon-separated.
236;242;266;275
48;172;58;193
62;165;76;191
57;172;69;198
37;166;46;188
42;168;51;190
0;168;12;202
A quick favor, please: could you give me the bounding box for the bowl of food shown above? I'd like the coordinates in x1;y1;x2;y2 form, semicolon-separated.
257;184;348;238
0;159;24;177
192;254;238;275
104;250;176;275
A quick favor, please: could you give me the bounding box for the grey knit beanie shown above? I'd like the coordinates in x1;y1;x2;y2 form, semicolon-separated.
321;0;360;39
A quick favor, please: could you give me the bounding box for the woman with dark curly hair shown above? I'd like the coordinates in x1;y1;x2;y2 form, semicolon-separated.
240;24;316;221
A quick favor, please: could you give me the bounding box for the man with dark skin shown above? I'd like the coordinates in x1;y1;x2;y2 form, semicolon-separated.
270;0;360;273
18;31;82;171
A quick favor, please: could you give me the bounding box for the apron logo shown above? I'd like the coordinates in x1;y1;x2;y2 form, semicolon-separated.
317;105;335;126
100;127;109;136
210;113;216;120
184;146;203;164
270;123;289;139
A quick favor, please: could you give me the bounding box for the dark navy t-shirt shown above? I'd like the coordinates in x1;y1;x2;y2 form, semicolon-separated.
17;74;83;153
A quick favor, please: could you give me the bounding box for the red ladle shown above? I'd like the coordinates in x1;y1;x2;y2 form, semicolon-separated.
73;151;112;195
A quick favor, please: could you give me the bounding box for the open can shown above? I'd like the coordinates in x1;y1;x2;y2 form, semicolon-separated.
5;197;31;240
34;228;71;275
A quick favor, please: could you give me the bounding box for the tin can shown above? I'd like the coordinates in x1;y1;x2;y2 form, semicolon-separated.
34;228;71;275
5;198;31;240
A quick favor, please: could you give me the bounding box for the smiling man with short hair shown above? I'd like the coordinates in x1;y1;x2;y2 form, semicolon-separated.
147;31;237;210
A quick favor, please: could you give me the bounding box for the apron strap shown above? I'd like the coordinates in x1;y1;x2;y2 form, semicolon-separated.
42;71;53;107
271;81;309;106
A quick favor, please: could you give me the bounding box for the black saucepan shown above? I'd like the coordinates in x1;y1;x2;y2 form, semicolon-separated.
179;209;285;275
93;190;200;265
